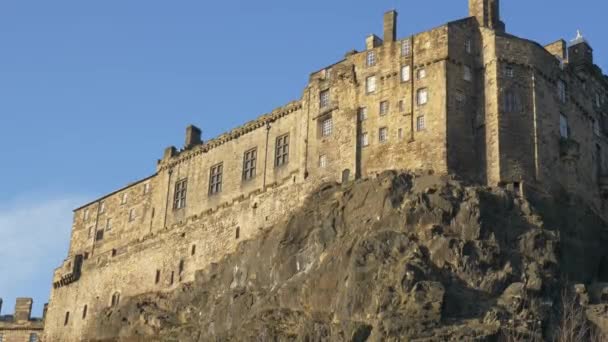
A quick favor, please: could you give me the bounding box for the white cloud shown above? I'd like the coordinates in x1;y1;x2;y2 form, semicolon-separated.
0;195;86;316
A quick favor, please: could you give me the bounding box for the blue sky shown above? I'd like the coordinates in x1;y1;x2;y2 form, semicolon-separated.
0;0;605;317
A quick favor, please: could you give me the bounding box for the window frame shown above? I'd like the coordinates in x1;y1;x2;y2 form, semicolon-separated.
242;148;257;181
378;127;388;143
417;68;426;80
559;113;569;138
320;116;333;137
416;116;426;131
360;132;369;147
379;101;389;116
557;80;567;103
465;39;472;54
358;107;368;121
173;178;188;210
401;39;411;56
319;89;330;108
208;163;224;196
366;75;377;94
366;51;376;67
401;65;411;82
275;134;290;167
464;65;472;81
319;154;328;168
417;88;429;106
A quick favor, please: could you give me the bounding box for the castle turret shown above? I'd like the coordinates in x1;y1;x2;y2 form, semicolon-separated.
568;30;594;71
469;0;505;31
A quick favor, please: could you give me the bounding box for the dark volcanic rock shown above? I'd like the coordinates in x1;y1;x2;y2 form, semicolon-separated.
88;171;607;341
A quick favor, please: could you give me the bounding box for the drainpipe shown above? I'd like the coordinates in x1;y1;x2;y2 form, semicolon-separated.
409;36;416;142
263;122;271;188
531;69;540;181
163;169;173;228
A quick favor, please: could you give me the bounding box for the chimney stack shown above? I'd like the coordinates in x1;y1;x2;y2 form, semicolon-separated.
0;297;3;315
15;298;33;323
469;0;505;31
383;10;397;43
184;125;202;149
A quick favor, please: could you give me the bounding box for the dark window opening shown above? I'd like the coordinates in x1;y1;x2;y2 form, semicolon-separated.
191;245;196;256
95;230;104;241
155;270;161;284
243;148;257;181
64;311;70;326
111;249;117;257
209;163;224;195
111;292;120;307
236;227;240;240
173;178;188;209
82;305;88;319
170;271;175;285
275;134;290;167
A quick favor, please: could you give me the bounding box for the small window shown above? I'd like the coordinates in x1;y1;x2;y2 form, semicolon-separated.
128;208;136;222
111;292;120;307
417;68;426;80
321;116;333;137
64;311;70;326
170;271;174;285
465;39;472;54
95;229;104;241
360;132;369;147
82;305;88;319
366;76;377;93
191;245;196;256
143;183;150;194
358;107;368;121
401;39;411;56
155;270;161;284
398;128;404;140
379;127;388;143
209;163;223;195
120;193;128;205
464;66;472;81
401;65;411;82
398;100;405;112
105;218;112;231
319;154;328;168
236;227;241;240
560;113;569;138
83;209;89;221
366;51;376;67
558;80;567;103
173;179;187;209
319;89;330;108
111;249;117;257
505;66;514;78
417;88;428;106
99;201;105;214
243;148;257;181
275;134;290;167
416;116;426;131
29;333;38;342
379;101;389;116
595;92;602;108
594;119;601;137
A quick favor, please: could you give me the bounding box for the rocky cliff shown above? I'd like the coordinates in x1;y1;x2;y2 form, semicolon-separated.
87;171;608;341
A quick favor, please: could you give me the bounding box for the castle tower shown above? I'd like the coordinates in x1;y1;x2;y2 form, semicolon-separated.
469;0;505;31
568;30;594;71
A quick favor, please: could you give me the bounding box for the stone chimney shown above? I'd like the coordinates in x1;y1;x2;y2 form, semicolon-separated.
383;10;397;43
469;0;505;31
14;298;32;322
184;125;202;149
366;34;383;50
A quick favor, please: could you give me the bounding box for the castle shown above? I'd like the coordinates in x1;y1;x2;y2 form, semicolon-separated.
0;298;44;342
22;0;605;340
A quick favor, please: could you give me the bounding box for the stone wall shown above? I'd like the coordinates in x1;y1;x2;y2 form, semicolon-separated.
0;298;44;342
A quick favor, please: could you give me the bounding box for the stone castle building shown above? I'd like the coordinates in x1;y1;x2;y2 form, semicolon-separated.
0;298;44;342
40;0;607;340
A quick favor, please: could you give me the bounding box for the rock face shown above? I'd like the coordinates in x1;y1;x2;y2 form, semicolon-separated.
87;172;607;341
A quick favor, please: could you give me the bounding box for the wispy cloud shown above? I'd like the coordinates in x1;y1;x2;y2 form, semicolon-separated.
0;194;86;316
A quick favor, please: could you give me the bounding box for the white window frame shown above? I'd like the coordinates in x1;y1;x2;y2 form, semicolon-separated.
465;39;472;54
128;208;136;222
319;154;328;168
121;193;128;205
321;116;333;137
361;132;369;147
401;39;411;56
417;68;426;79
417;88;428;106
320;89;330;108
366;51;376;67
505;66;514;78
366;76;377;94
401;65;411;82
379;101;389;116
416;116;426;131
379;127;388;143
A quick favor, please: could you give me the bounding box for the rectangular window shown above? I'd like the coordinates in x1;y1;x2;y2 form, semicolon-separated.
558;80;567;103
401;39;411;56
99;201;105;214
155;270;161;284
95;230;104;241
401;65;411;82
120;193;128;205
417;88;428;106
366;51;376;67
366;76;377;93
417;116;426;131
275;134;290;167
319;89;330;108
106;218;112;231
360;132;369;147
398;128;403;140
319;154;328;168
379;127;388;143
64;312;70;326
398;100;405;112
505;66;514;78
417;68;426;79
128;209;136;222
29;334;38;342
242;148;257;181
358;107;368;121
560;113;569;138
209;163;223;195
321;116;333;137
173;179;187;209
83;209;89;221
143;182;150;194
82;305;87;319
595;92;602;108
464;66;472;81
379;101;389;116
465;39;472;54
